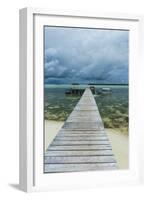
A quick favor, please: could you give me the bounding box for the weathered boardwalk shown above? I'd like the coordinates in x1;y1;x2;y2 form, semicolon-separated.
44;88;117;173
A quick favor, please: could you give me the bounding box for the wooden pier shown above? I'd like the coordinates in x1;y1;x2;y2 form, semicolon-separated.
44;88;117;173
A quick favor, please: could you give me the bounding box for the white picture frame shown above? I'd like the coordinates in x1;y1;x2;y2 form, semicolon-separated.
19;7;144;192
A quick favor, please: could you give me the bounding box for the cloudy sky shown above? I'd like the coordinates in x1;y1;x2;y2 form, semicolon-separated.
44;26;129;84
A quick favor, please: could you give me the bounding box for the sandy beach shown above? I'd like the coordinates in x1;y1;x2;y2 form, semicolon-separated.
45;120;64;150
45;120;128;169
106;129;129;169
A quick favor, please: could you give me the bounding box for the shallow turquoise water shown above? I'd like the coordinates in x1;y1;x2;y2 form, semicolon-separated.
44;85;128;129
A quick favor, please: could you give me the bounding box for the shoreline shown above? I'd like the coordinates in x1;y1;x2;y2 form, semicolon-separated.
45;120;128;169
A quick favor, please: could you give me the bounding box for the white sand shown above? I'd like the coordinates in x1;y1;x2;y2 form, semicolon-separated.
106;129;129;169
45;120;64;150
45;120;129;169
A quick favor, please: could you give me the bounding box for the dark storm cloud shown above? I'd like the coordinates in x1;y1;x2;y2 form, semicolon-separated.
44;27;129;84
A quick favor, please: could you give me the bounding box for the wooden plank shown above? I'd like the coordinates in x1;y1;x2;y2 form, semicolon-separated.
66;119;101;122
58;130;106;134
75;104;97;107
57;130;107;134
60;128;105;131
44;163;117;173
55;136;108;140
51;140;110;145
68;117;103;123
66;117;102;122
57;134;107;137
62;122;104;130
68;114;102;120
44;155;116;164
69;110;101;116
45;150;113;156
47;145;112;151
75;106;98;111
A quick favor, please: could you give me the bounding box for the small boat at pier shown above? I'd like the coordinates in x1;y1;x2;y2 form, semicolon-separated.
97;87;112;94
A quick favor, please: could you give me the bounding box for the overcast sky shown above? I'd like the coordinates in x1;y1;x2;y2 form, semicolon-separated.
44;26;129;84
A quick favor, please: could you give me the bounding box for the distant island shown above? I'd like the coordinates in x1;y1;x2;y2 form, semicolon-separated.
45;83;129;86
88;83;128;86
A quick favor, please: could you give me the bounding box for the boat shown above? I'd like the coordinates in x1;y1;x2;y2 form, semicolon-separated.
97;87;112;94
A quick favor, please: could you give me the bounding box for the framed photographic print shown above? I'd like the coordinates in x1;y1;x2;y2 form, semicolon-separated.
19;8;144;192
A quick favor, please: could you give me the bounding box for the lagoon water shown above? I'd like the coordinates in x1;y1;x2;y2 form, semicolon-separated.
44;84;128;130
